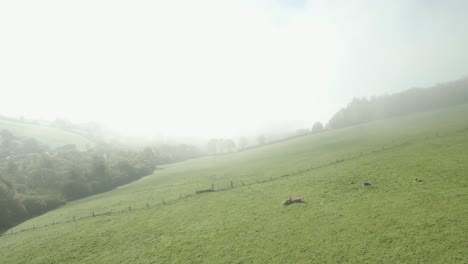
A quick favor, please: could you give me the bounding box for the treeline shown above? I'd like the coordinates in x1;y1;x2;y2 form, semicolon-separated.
206;138;237;154
327;77;468;129
0;130;201;231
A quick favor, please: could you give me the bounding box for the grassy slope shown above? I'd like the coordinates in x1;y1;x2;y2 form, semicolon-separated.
0;119;92;149
1;105;468;263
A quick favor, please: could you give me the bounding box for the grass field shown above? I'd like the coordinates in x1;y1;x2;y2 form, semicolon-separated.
0;119;92;149
1;105;468;263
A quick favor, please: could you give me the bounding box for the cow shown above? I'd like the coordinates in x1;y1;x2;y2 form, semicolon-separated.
414;178;423;182
292;198;305;203
282;197;293;206
363;182;372;187
282;197;305;205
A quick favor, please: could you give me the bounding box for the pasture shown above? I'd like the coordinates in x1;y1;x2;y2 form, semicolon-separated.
1;104;468;263
0;119;92;149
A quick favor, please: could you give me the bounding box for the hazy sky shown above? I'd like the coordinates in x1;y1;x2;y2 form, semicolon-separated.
1;0;468;139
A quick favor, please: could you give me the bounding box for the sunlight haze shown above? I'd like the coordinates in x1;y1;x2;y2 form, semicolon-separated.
1;0;468;139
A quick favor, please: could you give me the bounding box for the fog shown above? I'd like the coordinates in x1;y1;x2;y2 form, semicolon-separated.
1;0;468;140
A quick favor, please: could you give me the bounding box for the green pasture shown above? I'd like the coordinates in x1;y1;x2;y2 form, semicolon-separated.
0;119;92;149
1;105;468;263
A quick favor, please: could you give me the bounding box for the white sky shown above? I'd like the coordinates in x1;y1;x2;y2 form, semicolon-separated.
1;0;468;139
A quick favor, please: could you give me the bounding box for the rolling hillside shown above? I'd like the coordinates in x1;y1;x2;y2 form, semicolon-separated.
0;119;92;149
1;104;468;263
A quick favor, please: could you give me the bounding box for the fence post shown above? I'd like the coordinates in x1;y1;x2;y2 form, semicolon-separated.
211;184;214;190
92;212;95;217
146;202;149;208
231;180;234;188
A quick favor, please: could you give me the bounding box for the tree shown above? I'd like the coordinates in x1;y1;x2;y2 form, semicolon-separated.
21;138;44;153
238;137;248;150
206;139;219;154
0;139;19;158
0;176;16;229
311;122;324;133
63;169;89;200
5;161;18;178
326;77;468;130
88;155;110;193
142;147;156;163
296;128;310;136
257;135;266;145
27;168;60;191
0;130;15;141
0;183;13;228
223;139;236;153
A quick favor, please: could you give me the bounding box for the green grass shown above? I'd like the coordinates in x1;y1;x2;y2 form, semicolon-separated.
0;119;92;149
1;105;468;263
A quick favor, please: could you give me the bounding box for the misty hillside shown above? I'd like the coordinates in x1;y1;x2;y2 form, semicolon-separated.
0;118;92;150
2;1;468;263
2;76;468;235
1;104;467;263
327;77;468;129
0;127;205;231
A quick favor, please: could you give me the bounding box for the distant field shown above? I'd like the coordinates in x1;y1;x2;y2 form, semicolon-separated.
0;119;92;149
1;105;468;263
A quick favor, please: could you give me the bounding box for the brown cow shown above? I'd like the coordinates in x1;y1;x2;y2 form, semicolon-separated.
414;178;423;182
292;198;305;203
282;197;305;206
281;197;293;206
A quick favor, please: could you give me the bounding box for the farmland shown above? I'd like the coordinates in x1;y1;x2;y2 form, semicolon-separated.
0;119;92;149
1;104;468;263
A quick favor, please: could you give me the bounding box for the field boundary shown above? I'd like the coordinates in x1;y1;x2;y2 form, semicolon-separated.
2;129;461;237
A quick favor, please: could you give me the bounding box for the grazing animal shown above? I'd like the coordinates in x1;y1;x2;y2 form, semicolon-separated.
292;198;305;203
282;197;305;206
363;182;372;187
414;178;423;182
282;197;293;206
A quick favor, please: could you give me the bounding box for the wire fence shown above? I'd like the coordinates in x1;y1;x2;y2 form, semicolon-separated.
2;129;464;237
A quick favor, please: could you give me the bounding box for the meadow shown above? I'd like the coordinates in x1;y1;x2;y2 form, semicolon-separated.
0;119;91;149
1;104;468;263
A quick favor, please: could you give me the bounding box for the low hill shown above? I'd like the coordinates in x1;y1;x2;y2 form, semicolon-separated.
327;77;468;129
1;104;468;263
0;118;92;149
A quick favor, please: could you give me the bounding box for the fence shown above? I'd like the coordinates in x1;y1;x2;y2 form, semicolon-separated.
2;129;463;237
